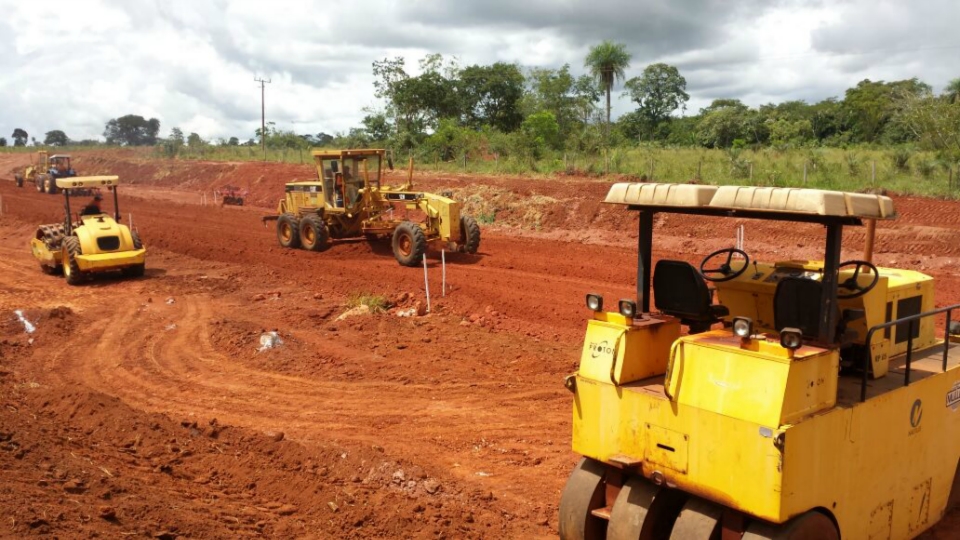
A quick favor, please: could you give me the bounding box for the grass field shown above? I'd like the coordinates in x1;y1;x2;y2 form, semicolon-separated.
5;144;960;198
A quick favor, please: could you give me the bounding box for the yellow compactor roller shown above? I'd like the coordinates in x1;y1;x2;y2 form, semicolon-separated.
559;184;960;540
30;176;145;284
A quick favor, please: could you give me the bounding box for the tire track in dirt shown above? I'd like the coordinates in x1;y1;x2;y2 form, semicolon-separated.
39;290;572;516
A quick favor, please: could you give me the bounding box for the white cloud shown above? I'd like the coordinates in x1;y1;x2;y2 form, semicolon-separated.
1;0;957;142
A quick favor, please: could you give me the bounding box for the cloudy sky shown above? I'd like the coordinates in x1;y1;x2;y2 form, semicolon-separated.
1;0;957;143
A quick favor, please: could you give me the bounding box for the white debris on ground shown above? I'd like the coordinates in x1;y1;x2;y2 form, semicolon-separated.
258;331;283;352
14;310;36;333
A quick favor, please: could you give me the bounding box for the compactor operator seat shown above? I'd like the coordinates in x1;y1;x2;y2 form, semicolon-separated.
653;260;730;333
773;277;823;339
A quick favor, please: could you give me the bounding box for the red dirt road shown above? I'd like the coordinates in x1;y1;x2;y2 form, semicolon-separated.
2;151;960;538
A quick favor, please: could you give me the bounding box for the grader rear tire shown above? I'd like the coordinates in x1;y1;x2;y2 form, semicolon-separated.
459;215;481;254
392;221;427;267
558;458;607;540
299;214;328;252
742;511;838;540
277;213;301;249
62;237;83;285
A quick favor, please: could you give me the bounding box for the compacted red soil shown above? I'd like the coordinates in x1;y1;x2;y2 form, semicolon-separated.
1;150;959;538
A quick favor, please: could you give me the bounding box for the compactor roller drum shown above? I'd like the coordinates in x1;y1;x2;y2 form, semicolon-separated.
558;458;607;540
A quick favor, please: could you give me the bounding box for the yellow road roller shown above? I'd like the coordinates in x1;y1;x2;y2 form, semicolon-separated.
559;184;960;540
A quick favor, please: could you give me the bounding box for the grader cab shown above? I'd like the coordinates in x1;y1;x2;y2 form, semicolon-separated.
264;149;480;266
560;184;960;540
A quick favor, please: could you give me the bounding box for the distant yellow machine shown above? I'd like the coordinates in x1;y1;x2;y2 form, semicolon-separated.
14;151;79;193
559;184;960;539
30;176;145;285
263;149;480;266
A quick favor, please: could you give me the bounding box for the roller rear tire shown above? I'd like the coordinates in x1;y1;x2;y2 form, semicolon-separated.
62;237;83;285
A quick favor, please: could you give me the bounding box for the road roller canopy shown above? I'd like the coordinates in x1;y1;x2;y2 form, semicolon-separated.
56;176;120;189
609;182;897;343
604;183;896;225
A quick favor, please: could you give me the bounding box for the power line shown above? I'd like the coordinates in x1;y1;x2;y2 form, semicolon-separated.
254;76;271;160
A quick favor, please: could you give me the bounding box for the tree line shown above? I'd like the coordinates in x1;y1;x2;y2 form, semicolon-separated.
5;41;959;164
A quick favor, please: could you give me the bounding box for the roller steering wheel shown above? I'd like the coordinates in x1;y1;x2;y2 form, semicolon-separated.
837;260;880;299
700;248;750;282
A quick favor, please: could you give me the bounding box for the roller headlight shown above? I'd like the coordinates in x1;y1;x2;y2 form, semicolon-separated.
585;293;603;312
733;317;754;339
618;299;637;319
780;328;803;350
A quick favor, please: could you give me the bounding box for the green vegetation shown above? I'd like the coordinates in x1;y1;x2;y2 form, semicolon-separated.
345;292;390;313
4;43;959;198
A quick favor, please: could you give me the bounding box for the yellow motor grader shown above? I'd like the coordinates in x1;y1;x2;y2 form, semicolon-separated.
263;149;480;266
560;184;960;539
14;151;79;193
30;176;145;285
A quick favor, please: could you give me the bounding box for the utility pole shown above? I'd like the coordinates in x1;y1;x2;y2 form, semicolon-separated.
255;76;271;161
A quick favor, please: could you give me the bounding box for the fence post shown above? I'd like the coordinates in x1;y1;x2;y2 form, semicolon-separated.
749;163;753;182
422;254;431;313
872;161;876;187
696;158;702;181
803;162;807;184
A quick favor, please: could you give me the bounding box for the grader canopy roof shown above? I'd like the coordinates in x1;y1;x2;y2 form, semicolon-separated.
604;183;896;224
56;176;119;189
310;148;384;159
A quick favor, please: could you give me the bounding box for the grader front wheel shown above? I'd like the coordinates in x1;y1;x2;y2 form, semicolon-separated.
392;221;427;267
459;215;481;254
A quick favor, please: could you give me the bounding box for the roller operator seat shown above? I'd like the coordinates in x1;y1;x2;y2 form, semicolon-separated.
653;260;730;334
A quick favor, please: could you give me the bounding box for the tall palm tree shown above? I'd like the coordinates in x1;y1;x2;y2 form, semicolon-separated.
585;41;632;125
945;78;960;104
